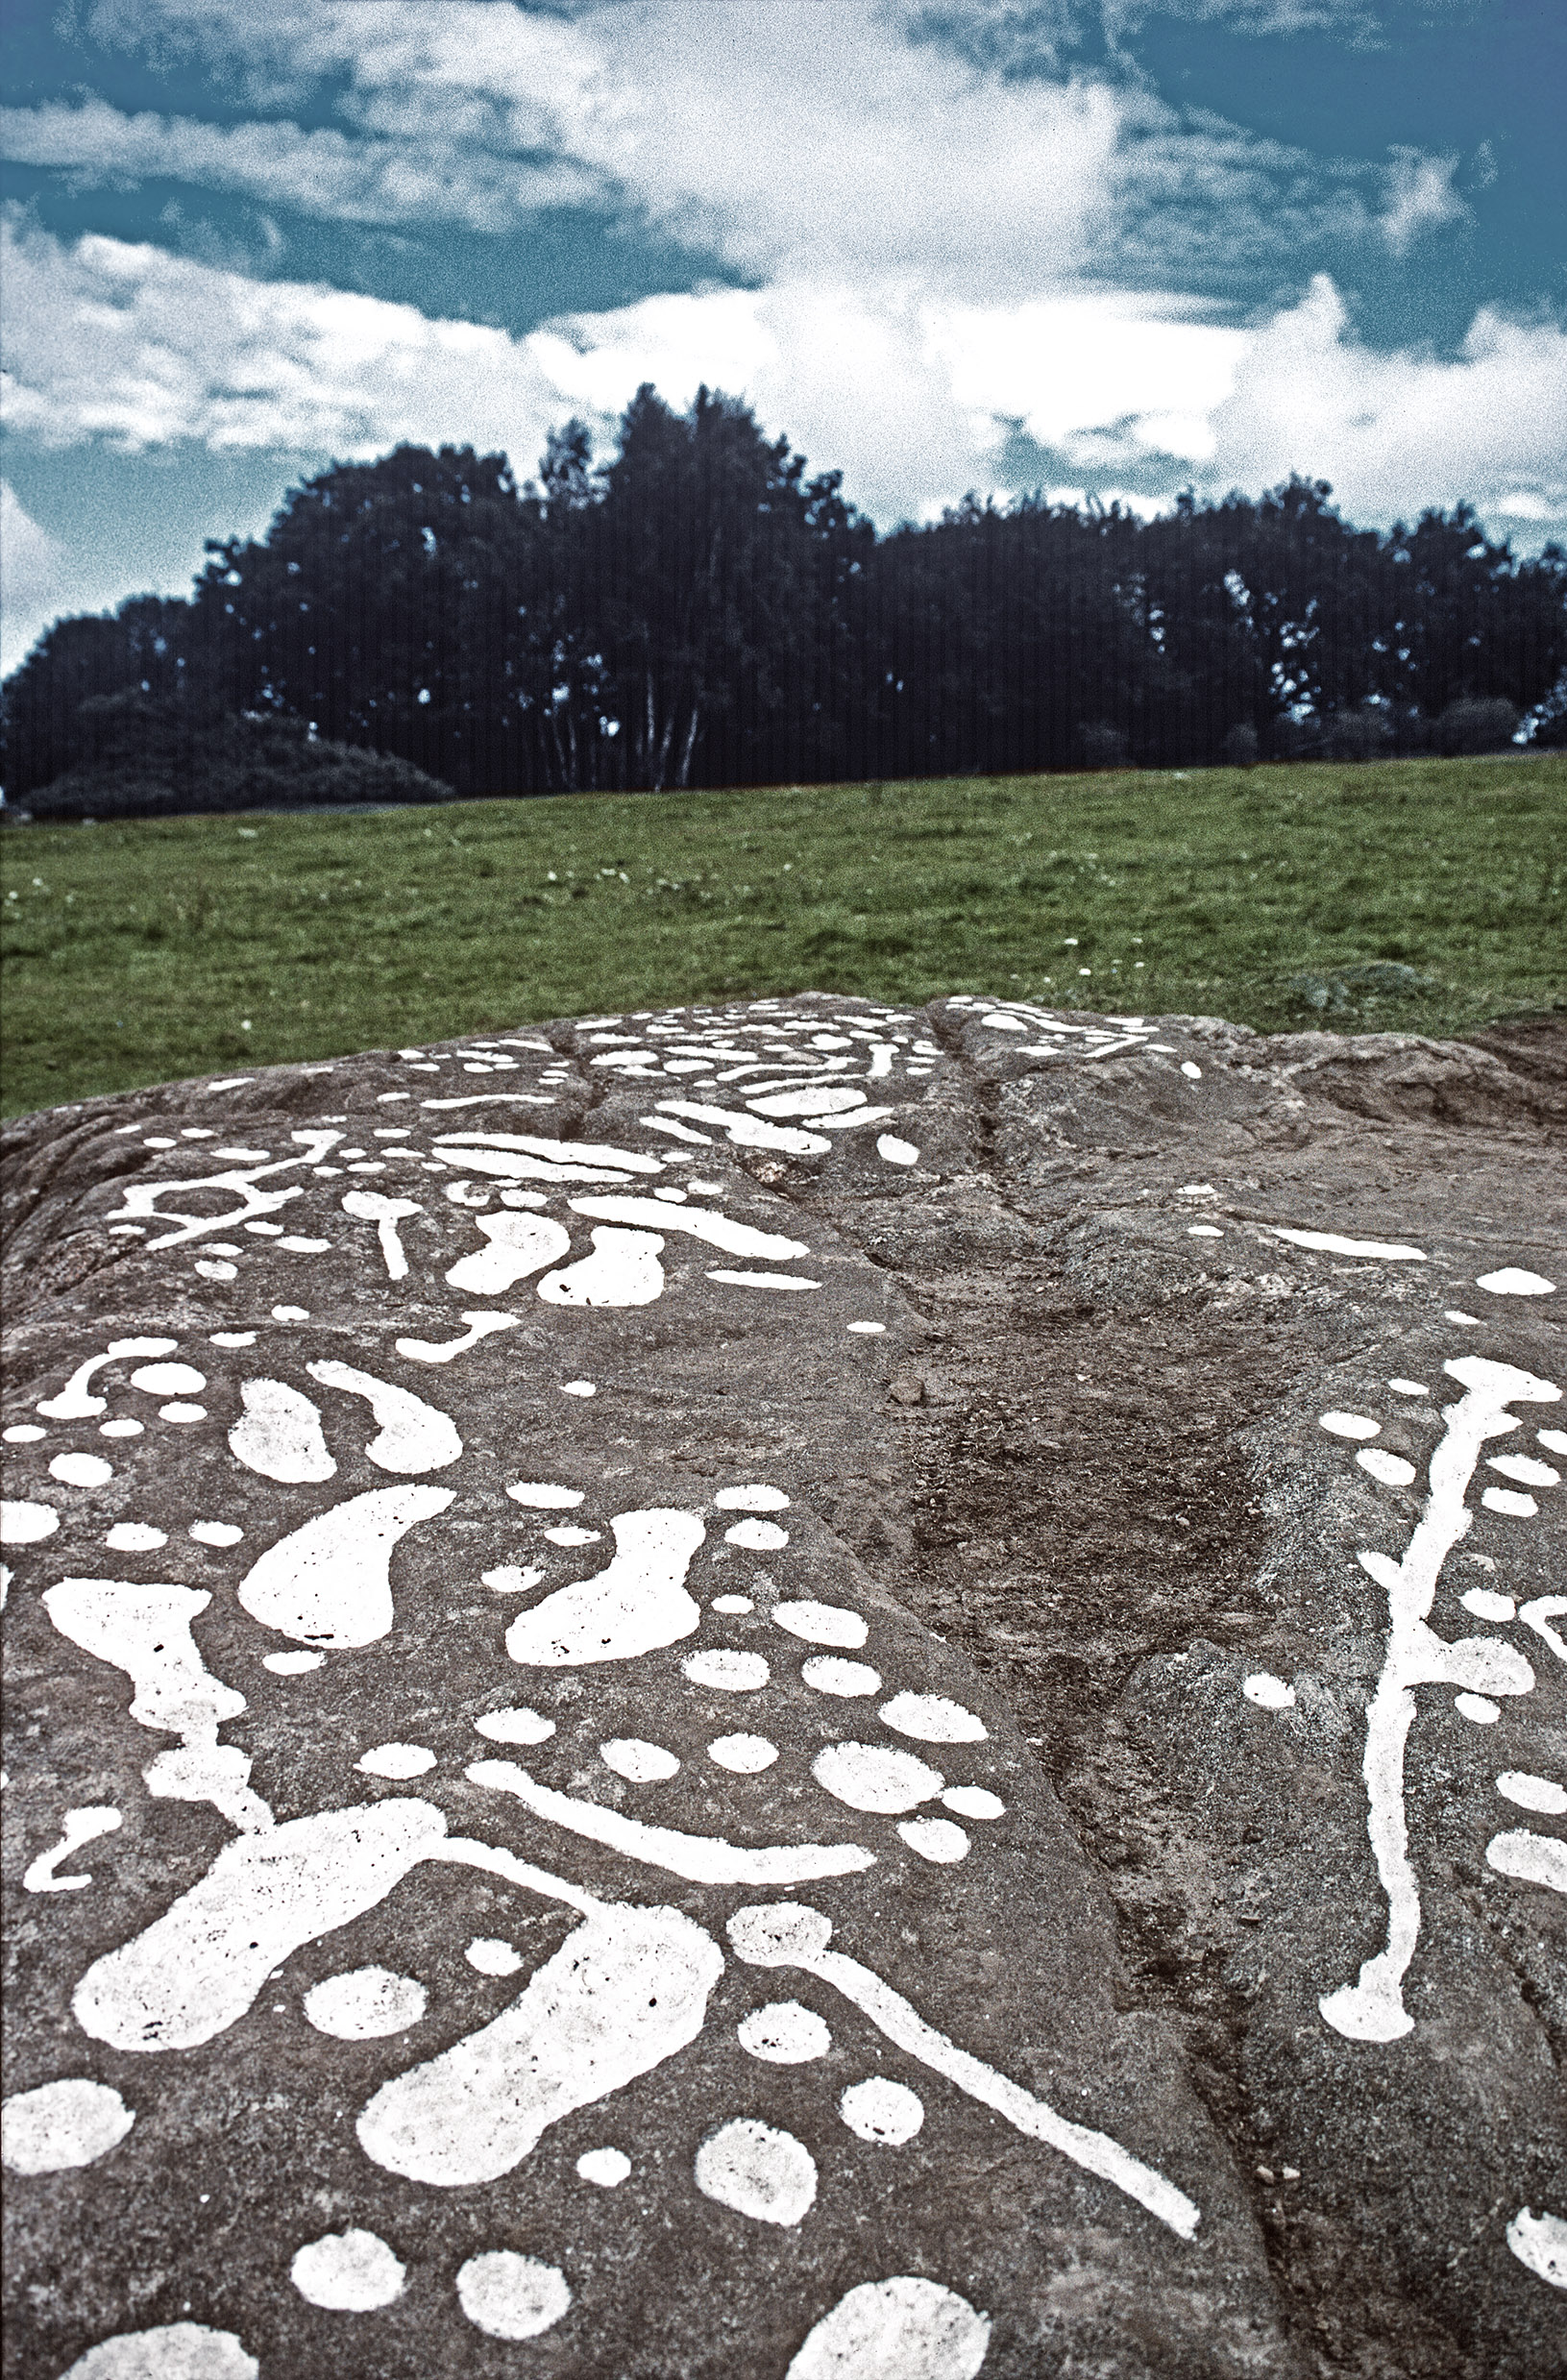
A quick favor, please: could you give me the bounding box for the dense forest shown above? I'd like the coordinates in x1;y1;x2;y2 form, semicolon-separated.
6;382;1566;815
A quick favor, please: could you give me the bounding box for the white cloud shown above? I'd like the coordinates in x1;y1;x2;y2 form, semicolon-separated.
3;0;1559;670
0;96;600;232
0;214;569;461
1378;149;1467;256
0;481;68;675
1206;276;1567;526
73;0;1373;292
7;217;1563;549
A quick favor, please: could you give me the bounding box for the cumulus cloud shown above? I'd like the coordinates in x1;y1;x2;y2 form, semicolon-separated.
0;480;68;674
7;215;1563;542
1207;275;1567;526
0;214;568;463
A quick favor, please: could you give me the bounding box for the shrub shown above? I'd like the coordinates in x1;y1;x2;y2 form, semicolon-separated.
12;695;455;822
1322;705;1395;762
1435;697;1520;756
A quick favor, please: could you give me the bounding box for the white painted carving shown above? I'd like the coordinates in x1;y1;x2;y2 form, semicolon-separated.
291;2229;404;2311
899;1817;970;1863
1497;1772;1567;1814
841;2076;925;2143
1320;1357;1559;2044
728;1902;1201;2239
1488;1453;1559;1486
474;1706;555;1744
359;1896;723;2186
804;1656;882;1697
569;1194;810;1263
504;1508;705;1667
814;1743;943;1814
739;2001;832;2063
61;2327;257;2380
772;1601;869;1649
396;1312;519;1363
748;1087;867;1116
2;2078;135;2173
304;1967;428;2039
709;1733;779;1773
483;1559;543;1590
1;1500;59;1544
1506;2207;1566;2290
683;1649;771;1691
306;1362;461;1472
37;1338;177;1419
436;1130;661;1174
101;1139;335;1252
726;1518;789;1550
23;1805;122;1893
1270;1230;1426;1260
1360;1450;1417;1485
539;1227;666;1307
470;1758;877;1886
1519;1596;1566;1662
229;1379;335;1484
785;2276;991;2380
445;1212;570;1293
641;1115;712;1144
467;1936;525;1975
356;1743;436;1779
695;2117;818;2226
74;1799;450;2051
43;1579;269;1833
1485;1830;1567;1894
456;2251;573;2339
341;1190;423;1278
880;1693;987;1744
238;1484;453;1647
51;1452;114;1486
652;1100;830;1155
601;1737;681;1782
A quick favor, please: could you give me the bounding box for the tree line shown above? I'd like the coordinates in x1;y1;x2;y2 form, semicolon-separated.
5;380;1565;812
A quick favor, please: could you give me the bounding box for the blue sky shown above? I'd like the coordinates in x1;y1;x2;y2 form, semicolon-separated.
3;0;1564;672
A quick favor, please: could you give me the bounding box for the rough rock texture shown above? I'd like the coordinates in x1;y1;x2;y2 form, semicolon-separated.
2;994;1562;2380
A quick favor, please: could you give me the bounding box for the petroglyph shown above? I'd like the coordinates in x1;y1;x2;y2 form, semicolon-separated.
6;994;1562;2377
1319;1358;1558;2044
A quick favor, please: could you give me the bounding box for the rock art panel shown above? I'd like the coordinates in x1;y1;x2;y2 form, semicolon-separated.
3;992;1562;2379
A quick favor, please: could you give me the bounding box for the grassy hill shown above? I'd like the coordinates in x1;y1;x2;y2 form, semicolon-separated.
3;754;1562;1117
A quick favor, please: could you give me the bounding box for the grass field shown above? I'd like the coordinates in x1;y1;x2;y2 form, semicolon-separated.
3;755;1562;1118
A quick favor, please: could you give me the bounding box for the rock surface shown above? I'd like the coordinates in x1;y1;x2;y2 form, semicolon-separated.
2;994;1562;2380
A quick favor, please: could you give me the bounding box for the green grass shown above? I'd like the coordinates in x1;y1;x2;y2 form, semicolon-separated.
3;756;1562;1118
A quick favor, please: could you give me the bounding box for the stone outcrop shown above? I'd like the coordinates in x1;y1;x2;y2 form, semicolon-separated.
3;995;1562;2379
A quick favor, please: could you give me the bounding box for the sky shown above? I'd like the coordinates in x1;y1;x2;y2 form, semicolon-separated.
3;0;1564;674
